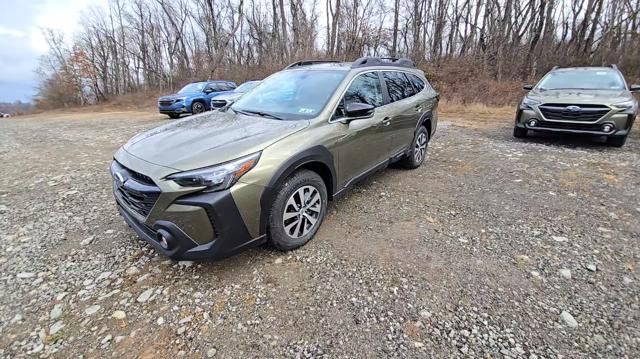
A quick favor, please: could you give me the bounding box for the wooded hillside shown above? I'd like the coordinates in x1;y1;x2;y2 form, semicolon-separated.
36;0;640;108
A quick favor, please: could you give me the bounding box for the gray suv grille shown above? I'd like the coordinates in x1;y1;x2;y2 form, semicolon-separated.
539;104;609;122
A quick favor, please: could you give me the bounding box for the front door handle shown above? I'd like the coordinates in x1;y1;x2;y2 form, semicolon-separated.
379;117;391;127
415;104;423;112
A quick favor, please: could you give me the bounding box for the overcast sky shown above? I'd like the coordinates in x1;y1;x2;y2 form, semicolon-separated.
0;0;106;103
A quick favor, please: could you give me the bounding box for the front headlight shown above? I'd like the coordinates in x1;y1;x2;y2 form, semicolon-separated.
520;97;541;110
612;100;637;113
166;152;261;192
175;97;187;103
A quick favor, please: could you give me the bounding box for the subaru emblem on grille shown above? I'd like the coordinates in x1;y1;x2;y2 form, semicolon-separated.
114;172;125;187
565;105;581;112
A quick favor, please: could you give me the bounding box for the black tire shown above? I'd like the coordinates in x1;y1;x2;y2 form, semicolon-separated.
513;126;528;138
268;170;328;251
168;114;180;119
400;125;429;169
606;135;627;147
191;101;205;114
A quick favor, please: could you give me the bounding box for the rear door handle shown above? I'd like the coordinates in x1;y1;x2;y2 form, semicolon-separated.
415;104;423;112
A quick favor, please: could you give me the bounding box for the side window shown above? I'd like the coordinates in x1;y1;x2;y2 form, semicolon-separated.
383;71;414;102
204;83;216;92
402;73;418;97
224;83;236;91
335;72;383;118
407;74;425;93
344;72;384;107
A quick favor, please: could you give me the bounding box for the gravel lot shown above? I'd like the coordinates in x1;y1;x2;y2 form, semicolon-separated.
0;110;639;358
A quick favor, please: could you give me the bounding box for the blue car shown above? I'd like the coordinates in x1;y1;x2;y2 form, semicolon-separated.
158;80;236;118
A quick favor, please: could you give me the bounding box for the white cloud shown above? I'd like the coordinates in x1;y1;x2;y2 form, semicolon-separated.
0;0;107;101
31;0;107;53
0;26;26;38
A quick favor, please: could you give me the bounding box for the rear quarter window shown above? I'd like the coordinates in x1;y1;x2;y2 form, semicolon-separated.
407;74;426;92
383;71;416;102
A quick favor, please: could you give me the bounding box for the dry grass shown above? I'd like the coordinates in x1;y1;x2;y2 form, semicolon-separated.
439;99;516;129
14;97;517;129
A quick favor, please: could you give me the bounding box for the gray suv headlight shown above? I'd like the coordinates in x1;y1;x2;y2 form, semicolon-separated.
167;152;260;192
612;100;637;113
520;97;541;110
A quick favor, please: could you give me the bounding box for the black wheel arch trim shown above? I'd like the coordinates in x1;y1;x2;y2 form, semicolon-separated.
259;145;336;235
415;110;434;136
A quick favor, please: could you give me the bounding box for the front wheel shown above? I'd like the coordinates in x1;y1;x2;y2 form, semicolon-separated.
401;125;429;169
268;170;328;251
191;101;205;114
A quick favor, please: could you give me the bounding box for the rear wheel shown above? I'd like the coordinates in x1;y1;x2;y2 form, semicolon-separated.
513;126;528;138
191;101;205;114
606;134;627;147
400;125;429;169
268;170;327;251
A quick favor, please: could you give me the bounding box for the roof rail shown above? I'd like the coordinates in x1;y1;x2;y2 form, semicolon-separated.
610;64;619;71
551;65;560;71
285;60;340;69
351;56;415;69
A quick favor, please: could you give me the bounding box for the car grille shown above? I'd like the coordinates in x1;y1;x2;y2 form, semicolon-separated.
116;184;160;217
159;99;175;106
539;104;610;122
211;99;227;108
112;161;161;218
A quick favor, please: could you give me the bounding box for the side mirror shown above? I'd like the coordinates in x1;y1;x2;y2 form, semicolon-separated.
630;85;640;92
204;88;214;94
523;84;534;91
344;102;375;119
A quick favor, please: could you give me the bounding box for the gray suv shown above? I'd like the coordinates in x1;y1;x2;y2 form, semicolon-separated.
514;65;639;146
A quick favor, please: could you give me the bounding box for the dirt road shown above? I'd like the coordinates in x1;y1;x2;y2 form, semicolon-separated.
0;109;638;358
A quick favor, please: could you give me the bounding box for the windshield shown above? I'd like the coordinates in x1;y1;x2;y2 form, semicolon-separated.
537;70;626;90
178;82;206;94
231;70;347;120
235;81;260;93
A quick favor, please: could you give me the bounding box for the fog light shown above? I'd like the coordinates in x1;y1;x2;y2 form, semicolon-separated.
528;119;538;127
157;229;172;250
602;124;613;132
159;235;169;249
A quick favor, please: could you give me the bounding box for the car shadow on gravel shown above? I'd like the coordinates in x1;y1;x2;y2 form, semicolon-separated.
509;129;639;151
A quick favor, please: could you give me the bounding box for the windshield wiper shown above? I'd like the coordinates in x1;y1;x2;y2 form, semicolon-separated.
233;108;287;121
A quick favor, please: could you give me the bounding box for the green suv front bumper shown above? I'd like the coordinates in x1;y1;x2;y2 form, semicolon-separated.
111;160;265;260
515;105;635;136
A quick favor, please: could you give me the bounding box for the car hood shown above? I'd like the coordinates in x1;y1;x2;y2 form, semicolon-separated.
529;89;633;105
213;92;243;101
159;93;190;101
123;111;308;171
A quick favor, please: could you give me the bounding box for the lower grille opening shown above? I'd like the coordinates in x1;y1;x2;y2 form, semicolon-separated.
535;121;603;132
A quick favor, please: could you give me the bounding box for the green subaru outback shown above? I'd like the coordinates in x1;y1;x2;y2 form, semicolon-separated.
111;57;439;259
514;65;639;146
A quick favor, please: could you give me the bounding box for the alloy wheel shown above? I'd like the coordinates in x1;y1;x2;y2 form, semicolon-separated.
192;102;205;114
282;185;322;239
414;132;428;163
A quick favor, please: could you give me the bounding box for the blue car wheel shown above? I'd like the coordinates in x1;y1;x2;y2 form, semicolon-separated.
192;101;205;114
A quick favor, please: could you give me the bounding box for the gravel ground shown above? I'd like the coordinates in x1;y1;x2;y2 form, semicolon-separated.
0;110;638;358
